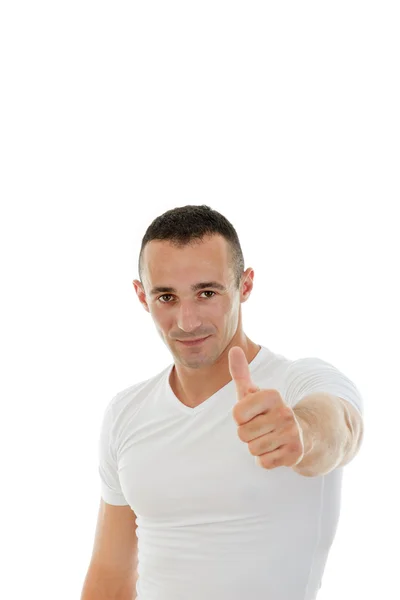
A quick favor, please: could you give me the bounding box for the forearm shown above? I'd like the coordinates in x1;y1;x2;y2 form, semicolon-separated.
80;566;138;600
80;582;137;600
292;392;360;477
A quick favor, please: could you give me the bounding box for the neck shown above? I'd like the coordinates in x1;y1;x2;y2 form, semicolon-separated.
169;336;261;409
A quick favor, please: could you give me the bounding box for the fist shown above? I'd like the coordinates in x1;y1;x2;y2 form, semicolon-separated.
228;346;305;469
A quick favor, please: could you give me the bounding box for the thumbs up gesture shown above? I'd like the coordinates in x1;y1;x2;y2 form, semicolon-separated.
228;346;305;470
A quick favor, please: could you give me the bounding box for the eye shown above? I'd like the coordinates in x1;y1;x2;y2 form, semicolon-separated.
158;294;174;303
157;291;216;303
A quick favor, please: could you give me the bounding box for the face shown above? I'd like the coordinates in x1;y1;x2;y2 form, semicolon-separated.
133;234;254;369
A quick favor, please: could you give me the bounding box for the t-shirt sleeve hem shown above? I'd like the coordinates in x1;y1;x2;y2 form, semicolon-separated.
100;487;129;506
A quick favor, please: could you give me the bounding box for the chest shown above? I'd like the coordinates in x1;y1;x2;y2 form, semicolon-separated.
116;408;320;524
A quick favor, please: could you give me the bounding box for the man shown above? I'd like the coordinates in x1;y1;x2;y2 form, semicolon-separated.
81;204;364;600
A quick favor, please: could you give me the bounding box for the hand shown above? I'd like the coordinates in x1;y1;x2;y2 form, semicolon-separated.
228;346;305;470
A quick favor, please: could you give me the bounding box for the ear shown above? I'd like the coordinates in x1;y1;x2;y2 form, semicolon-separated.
240;268;255;303
133;280;150;312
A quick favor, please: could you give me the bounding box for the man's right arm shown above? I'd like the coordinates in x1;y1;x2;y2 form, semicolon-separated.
80;498;139;600
80;562;138;600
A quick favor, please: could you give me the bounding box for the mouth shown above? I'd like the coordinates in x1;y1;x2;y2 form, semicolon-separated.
177;335;210;346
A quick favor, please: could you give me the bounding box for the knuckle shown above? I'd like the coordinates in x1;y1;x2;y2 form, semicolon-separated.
232;405;241;421
289;443;300;453
237;427;247;442
284;409;294;422
248;441;257;456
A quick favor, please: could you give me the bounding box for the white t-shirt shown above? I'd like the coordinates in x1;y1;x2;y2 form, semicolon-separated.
98;345;364;600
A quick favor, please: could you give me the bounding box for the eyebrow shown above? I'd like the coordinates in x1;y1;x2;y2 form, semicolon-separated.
149;281;227;296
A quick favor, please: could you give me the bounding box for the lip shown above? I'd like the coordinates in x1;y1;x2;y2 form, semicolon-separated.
178;336;210;346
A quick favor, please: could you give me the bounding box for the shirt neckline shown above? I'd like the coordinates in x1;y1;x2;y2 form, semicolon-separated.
164;345;267;416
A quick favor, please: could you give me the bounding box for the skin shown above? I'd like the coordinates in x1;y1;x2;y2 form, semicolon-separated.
228;346;307;470
132;233;261;408
132;232;362;475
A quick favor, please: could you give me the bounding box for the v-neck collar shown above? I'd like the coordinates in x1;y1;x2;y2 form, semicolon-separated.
164;345;267;416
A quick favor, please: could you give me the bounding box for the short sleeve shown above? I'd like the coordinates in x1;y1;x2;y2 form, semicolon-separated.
283;357;364;417
98;400;129;506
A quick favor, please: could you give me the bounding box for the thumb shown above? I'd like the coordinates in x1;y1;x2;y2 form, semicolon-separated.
228;346;259;401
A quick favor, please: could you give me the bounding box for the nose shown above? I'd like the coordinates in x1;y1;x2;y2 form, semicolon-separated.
176;301;202;333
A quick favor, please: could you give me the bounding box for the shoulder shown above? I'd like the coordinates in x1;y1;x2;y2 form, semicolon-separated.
282;354;364;416
104;363;172;424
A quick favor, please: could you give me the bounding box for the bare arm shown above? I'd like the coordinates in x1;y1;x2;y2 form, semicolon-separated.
292;393;364;477
80;499;139;600
80;562;138;600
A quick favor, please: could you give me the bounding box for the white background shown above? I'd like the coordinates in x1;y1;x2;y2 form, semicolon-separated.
1;2;399;598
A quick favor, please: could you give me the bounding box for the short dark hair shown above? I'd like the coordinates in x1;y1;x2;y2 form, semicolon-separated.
138;204;245;289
